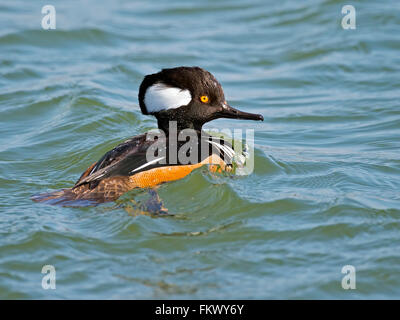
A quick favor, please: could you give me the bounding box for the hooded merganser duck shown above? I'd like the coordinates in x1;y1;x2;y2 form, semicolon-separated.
33;66;263;206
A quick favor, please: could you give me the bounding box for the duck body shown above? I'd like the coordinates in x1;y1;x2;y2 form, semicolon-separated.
34;131;233;205
33;66;263;206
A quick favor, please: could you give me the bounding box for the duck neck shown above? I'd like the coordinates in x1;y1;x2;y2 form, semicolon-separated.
157;118;203;135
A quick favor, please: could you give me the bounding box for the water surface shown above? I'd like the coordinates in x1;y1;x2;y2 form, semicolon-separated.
1;0;400;299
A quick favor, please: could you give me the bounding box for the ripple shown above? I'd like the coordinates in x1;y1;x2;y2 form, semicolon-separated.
0;28;121;48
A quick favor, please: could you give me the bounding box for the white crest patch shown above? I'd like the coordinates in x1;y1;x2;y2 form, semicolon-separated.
144;83;192;113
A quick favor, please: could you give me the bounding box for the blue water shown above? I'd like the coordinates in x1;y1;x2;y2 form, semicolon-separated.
0;0;400;299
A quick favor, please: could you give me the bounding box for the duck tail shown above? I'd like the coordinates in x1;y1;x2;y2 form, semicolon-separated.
31;188;96;207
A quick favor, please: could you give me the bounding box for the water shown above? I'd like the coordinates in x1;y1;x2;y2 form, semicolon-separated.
1;0;400;299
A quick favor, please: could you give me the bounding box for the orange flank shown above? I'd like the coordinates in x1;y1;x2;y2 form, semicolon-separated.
32;154;229;205
128;154;228;188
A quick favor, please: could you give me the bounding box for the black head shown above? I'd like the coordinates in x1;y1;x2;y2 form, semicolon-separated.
138;66;263;132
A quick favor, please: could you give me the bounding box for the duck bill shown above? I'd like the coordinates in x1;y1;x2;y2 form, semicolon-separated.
216;103;264;121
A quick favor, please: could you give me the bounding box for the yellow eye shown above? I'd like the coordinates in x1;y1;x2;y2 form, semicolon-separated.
200;95;209;103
